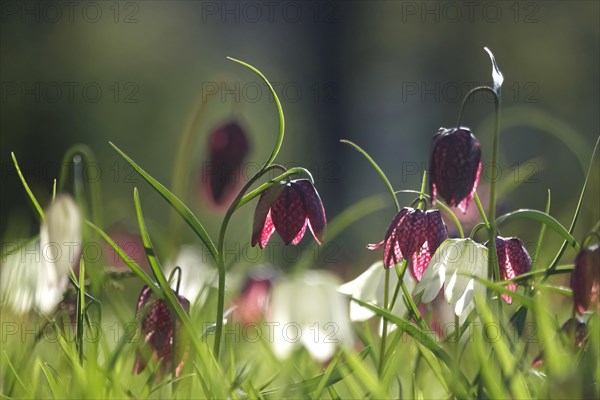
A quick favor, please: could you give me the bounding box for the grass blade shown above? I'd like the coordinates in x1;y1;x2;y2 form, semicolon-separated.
11;152;45;220
110;142;218;262
85;220;158;293
496;209;579;250
341;139;400;211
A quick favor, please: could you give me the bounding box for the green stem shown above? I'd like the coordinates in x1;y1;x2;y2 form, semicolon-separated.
378;268;390;378
473;192;490;230
487;93;501;284
213;58;286;360
77;258;86;365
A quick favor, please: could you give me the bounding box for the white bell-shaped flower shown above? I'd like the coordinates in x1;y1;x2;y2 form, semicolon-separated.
338;261;416;335
1;195;82;315
414;238;487;324
269;270;353;363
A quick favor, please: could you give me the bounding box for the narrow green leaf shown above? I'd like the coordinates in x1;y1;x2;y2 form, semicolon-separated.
110;142;218;262
38;362;59;398
475;295;530;399
85;220;159;293
546;136;599;274
311;351;342;400
3;351;29;396
283;347;370;394
343;348;387;399
496;209;579;250
131;188;225;396
350;297;471;397
472;329;509;399
468;274;534;308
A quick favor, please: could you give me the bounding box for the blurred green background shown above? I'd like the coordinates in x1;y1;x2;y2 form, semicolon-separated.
1;1;598;281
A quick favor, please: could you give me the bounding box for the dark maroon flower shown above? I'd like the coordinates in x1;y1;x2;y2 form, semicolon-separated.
570;244;600;315
203;121;250;207
252;179;326;248
367;208;448;281
494;237;532;304
133;286;190;378
429;127;482;213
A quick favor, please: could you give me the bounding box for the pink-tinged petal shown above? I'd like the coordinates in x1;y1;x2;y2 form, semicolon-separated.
369;209;412;269
252;184;284;247
293;179;327;244
257;211;276;249
495;237;531;304
271;184;307;245
570;245;600;314
383;238;403;269
425;210;448;255
431;183;438;205
411;241;432;281
136;285;154;314
291;219;308;245
457;160;482;214
505;238;532;277
367;241;384;250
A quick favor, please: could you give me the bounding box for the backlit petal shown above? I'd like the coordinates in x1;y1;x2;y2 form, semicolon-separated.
294;179;326;244
271;184;307;245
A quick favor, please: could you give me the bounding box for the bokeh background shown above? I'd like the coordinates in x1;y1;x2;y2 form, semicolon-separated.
1;1;598;283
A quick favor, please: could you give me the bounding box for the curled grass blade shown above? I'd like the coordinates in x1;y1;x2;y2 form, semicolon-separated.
227;57;285;167
110;142;218;262
341;139;399;211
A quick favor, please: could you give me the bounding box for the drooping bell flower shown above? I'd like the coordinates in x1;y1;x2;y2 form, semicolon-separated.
252;179;326;248
493;237;532;304
570;244;600;314
367;208;447;281
231;265;279;325
203;121;250;207
1;195;82;315
429;127;482;213
133;286;190;379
